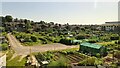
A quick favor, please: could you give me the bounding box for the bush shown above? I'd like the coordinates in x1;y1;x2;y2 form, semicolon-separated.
44;51;54;60
1;43;8;51
35;53;46;61
60;51;67;55
78;57;96;66
16;35;22;39
31;35;37;42
88;40;97;43
118;40;120;44
59;38;73;45
110;37;119;40
47;57;69;68
114;51;120;59
39;37;46;41
115;40;120;44
24;37;32;42
78;60;86;66
96;53;101;58
76;35;85;40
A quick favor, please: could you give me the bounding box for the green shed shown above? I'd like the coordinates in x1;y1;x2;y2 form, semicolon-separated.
71;40;82;45
79;43;107;56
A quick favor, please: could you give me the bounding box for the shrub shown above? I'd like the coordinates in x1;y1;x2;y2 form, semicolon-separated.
96;53;101;58
88;40;97;43
114;51;120;59
60;51;67;55
59;38;73;45
78;57;96;66
24;37;32;42
76;35;85;40
38;37;48;44
35;53;46;61
78;60;86;66
44;51;54;60
1;43;8;51
110;37;119;40
39;37;46;41
115;40;120;44
118;40;120;44
47;57;69;68
31;35;37;42
16;35;22;39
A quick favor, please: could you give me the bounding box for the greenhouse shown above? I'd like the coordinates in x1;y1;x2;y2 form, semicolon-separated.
79;43;107;56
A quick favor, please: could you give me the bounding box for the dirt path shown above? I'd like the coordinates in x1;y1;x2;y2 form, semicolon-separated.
7;33;79;56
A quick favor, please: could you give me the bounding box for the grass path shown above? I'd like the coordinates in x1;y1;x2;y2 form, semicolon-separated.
7;55;27;66
6;50;27;67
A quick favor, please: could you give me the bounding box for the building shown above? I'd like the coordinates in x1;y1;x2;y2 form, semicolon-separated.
79;43;107;56
101;21;120;32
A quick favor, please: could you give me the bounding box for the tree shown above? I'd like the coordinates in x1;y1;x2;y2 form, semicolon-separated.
65;23;71;31
24;19;32;30
49;22;54;25
0;16;6;23
39;21;45;24
5;15;13;22
24;19;28;24
53;25;59;30
41;24;47;31
19;19;24;23
81;27;85;31
14;18;19;22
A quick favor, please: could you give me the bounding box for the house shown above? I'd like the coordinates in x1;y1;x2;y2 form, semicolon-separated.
79;43;107;56
101;21;120;32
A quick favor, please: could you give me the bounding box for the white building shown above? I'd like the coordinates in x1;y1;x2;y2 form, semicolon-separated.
101;21;120;32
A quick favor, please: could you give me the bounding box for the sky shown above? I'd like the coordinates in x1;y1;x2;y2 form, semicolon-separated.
1;1;119;25
1;0;119;2
118;1;120;21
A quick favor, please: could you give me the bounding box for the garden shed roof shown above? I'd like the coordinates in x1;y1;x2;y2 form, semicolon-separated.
80;43;102;49
72;40;82;43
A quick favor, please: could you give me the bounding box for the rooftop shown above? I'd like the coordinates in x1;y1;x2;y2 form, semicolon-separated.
80;43;102;49
105;21;120;24
72;40;82;43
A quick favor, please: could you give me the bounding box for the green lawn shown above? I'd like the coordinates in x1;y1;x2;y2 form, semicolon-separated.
7;55;26;66
6;50;27;67
6;50;14;61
